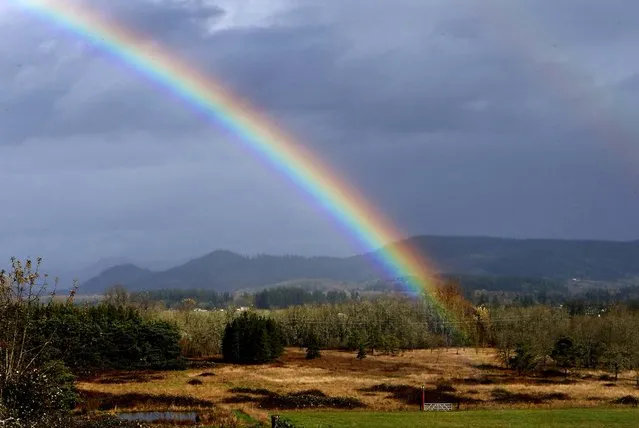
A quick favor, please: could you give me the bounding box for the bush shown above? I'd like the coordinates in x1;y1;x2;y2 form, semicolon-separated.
0;360;77;425
30;304;185;373
612;395;639;407
222;312;285;364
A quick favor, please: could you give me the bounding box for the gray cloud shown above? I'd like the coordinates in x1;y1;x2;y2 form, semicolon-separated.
1;0;638;271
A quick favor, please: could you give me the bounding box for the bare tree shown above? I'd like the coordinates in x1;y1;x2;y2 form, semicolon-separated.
104;284;130;307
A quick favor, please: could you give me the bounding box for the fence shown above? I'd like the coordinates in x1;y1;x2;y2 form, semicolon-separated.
423;402;454;411
419;384;459;411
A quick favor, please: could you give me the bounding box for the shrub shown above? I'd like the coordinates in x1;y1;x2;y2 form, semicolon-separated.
0;360;77;425
29;304;185;373
612;395;639;407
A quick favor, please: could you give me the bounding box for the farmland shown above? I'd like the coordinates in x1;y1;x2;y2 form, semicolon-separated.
76;348;639;426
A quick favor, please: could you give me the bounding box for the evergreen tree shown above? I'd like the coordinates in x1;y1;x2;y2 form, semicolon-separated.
305;332;321;360
255;328;273;363
508;343;537;375
357;343;367;360
222;312;285;364
551;336;576;374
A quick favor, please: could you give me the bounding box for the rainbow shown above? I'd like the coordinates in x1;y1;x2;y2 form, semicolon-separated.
10;0;455;318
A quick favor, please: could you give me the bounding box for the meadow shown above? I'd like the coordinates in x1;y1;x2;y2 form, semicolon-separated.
281;408;639;428
76;347;639;426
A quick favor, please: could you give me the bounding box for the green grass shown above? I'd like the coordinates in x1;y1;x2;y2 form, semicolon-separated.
280;408;639;428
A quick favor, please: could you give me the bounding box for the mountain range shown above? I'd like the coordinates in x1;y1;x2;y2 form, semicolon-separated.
77;235;639;294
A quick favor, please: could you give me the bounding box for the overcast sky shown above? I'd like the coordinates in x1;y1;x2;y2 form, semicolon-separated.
1;0;639;270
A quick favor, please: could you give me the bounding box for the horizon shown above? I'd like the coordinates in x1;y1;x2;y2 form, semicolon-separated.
33;232;639;278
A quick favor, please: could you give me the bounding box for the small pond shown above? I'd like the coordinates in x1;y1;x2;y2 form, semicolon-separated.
117;411;199;423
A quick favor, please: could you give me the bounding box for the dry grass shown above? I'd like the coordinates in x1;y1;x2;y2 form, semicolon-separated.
76;348;639;423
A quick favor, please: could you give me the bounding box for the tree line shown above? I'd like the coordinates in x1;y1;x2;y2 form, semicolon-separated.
488;305;639;382
254;287;352;309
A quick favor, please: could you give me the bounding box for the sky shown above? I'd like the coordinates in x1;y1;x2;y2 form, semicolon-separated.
1;0;639;270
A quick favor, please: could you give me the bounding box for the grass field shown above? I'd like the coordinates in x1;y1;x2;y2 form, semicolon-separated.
75;348;639;426
281;408;639;428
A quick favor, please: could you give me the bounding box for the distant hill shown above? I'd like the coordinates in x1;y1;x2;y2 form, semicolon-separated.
80;264;153;293
80;250;375;293
50;257;187;291
388;236;639;280
79;236;639;294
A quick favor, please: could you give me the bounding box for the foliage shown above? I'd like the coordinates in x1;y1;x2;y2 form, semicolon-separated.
507;344;538;375
130;289;234;310
222;312;285;364
255;287;351;309
305;332;321;360
0;360;77;425
104;285;131;307
0;258;189;426
357;343;367;360
550;337;577;374
29;303;184;373
272;296;442;353
0;258;78;426
273;417;299;428
158;309;229;357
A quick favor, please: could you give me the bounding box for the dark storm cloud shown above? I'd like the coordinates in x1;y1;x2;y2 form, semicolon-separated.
513;0;639;45
1;0;638;270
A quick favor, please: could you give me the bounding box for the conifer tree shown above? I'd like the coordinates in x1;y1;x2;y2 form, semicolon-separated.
305;332;321;360
357;343;367;360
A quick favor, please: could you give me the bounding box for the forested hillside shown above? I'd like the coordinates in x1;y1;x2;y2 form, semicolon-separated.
80;236;639;293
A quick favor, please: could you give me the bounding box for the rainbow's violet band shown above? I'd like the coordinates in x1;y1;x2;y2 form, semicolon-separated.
13;0;452;319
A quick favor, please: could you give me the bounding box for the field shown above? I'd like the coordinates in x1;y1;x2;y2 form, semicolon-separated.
75;348;639;426
281;408;639;427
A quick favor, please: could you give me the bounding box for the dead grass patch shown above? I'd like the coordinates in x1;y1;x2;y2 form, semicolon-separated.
78;390;214;412
491;388;570;404
89;371;165;385
75;347;639;418
228;387;272;396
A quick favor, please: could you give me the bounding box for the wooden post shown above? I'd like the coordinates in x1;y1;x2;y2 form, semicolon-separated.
271;415;280;428
420;384;425;411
